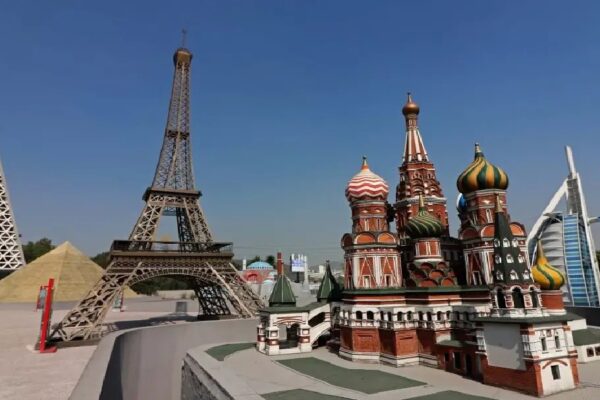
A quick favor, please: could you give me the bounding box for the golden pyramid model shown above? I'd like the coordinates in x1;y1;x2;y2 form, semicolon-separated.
0;241;136;302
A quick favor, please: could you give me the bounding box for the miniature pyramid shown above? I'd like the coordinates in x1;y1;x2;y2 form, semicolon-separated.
0;241;136;302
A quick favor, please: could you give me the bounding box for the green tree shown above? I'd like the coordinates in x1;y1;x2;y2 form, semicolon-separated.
265;255;276;267
91;252;111;269
248;256;261;264
22;238;55;263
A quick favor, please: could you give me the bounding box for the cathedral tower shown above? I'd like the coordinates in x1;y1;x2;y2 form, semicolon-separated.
341;157;401;289
395;93;449;238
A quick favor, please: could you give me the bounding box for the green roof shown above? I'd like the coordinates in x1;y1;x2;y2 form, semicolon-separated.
436;339;467;348
573;327;600;346
268;274;296;307
473;312;579;324
343;285;489;296
317;263;342;302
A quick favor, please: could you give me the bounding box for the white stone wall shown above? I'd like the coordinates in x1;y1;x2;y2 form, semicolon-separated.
483;323;525;370
540;360;575;396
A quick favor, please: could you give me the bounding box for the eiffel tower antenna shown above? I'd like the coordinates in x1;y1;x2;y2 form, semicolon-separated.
181;28;187;48
51;46;263;342
0;158;25;271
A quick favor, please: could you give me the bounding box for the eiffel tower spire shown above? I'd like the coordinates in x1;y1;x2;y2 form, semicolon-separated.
0;158;24;270
130;46;212;245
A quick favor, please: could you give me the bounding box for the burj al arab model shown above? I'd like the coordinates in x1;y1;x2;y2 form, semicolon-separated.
527;146;600;307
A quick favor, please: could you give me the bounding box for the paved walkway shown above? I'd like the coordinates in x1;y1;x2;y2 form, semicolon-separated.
0;297;202;400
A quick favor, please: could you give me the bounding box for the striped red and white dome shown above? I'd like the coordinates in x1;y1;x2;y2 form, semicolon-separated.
345;157;389;202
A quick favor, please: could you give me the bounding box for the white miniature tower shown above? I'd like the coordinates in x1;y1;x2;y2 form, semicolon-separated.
0;158;25;271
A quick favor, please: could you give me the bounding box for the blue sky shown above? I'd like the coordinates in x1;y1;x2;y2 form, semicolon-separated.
1;1;600;263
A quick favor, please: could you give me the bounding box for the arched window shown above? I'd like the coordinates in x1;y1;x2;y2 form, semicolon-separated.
523;269;531;280
387;312;392;321
380;311;385;320
503;238;510;247
407;311;413;320
366;311;374;320
454;311;460;321
512;239;519;248
418;311;424;321
497;289;507;308
356;311;363;320
530;288;539;308
513;288;525;309
437;311;443;321
446;311;451;321
496;270;504;281
506;254;514;263
510;270;518;280
495;255;502;264
518;254;525;263
427;312;433;321
494;239;500;247
397;311;404;321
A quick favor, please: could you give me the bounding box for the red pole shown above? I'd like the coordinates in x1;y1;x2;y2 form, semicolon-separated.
277;252;283;276
38;278;57;353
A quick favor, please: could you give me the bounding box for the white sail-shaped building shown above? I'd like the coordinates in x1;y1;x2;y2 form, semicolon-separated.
527;146;600;306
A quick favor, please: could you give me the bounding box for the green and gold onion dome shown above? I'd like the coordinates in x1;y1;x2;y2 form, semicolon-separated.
457;143;509;194
406;194;444;239
532;240;565;290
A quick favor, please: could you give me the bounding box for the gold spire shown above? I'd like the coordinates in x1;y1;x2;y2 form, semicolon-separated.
402;92;420;116
361;156;369;170
474;142;482;155
535;239;546;262
418;192;425;210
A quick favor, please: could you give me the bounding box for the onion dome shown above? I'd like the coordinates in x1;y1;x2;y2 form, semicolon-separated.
457;143;509;194
406;194;444;238
402;92;420;116
345;157;389;202
532;240;565;290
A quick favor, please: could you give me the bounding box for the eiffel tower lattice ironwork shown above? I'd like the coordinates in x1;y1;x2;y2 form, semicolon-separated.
51;46;263;342
0;158;25;271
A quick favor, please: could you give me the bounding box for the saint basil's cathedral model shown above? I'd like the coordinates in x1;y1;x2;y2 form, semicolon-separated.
257;94;580;397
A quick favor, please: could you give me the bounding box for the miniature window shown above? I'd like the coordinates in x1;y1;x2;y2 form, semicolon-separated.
397;312;404;321
518;254;525;263
406;311;412;320
486;209;492;223
496;270;504;280
495;255;502;264
427;312;432;321
356;311;363;320
366;311;374;320
555;334;561;350
364;276;370;288
385;275;392;286
454;352;462;369
437;311;443;321
506;254;514;263
551;365;560;380
510;270;518;280
503;238;510;247
523;269;531;280
541;337;548;351
587;347;595;357
595;346;600;356
512;238;519;248
493;239;500;247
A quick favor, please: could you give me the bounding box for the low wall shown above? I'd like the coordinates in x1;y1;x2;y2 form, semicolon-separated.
70;318;258;400
181;347;262;400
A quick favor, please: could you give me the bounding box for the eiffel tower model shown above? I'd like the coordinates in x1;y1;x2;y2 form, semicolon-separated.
52;45;263;342
0;158;25;274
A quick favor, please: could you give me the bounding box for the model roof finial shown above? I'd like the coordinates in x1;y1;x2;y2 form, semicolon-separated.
361;156;369;170
402;91;420;116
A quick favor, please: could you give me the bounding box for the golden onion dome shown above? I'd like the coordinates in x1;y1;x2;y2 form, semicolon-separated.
532;240;565;290
173;47;193;65
402;92;420;116
456;143;509;194
405;194;444;239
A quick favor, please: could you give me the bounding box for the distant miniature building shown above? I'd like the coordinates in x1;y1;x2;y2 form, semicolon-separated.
240;261;276;284
255;95;592;397
527;146;600;307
